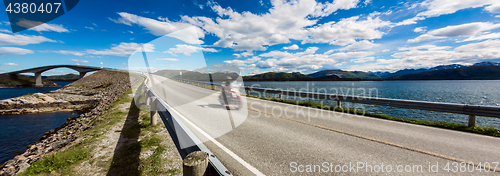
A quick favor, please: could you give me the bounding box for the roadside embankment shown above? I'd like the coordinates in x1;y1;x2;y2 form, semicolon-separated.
0;70;133;115
0;70;143;175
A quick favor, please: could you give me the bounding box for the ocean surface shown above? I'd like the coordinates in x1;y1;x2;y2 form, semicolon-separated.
0;111;79;164
0;82;75;164
0;82;72;100
244;80;500;129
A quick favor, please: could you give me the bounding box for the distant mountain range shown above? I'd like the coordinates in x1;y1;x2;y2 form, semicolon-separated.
386;66;500;80
152;61;500;81
370;61;500;78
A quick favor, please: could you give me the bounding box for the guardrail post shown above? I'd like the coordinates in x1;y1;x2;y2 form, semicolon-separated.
183;151;209;176
337;101;341;108
150;96;158;125
278;94;282;99
246;89;249;95
468;115;476;127
145;89;151;106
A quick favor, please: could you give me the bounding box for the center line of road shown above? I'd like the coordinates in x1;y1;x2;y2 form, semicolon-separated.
244;106;498;172
167;78;497;172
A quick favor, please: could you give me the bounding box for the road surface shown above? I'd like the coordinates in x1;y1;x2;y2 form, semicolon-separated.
147;74;500;175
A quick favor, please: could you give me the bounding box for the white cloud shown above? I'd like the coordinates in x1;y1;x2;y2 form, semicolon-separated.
394;1;500;27
335;40;379;51
0;29;11;33
224;56;261;66
283;44;299;50
304;16;391;46
86;42;155;57
0;47;33;56
417;0;500;18
485;3;500;13
156;58;179;61
183;0;361;51
413;27;427;33
348;40;500;72
69;59;89;64
16;20;69;32
166;44;217;56
462;32;500;42
4;63;19;66
256;46;374;73
408;22;500;43
110;12;204;44
52;50;86;56
0;33;55;45
381;49;390;52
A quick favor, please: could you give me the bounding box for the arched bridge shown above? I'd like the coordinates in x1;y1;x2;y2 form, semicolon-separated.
9;65;103;87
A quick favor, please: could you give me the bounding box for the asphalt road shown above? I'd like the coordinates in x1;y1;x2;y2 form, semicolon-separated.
147;74;500;175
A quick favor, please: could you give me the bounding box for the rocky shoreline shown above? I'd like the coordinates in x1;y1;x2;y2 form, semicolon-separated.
0;70;142;175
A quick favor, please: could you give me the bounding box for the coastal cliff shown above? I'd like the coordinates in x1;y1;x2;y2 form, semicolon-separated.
0;70;143;175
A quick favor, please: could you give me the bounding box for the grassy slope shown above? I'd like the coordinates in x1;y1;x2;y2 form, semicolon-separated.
308;70;381;79
21;84;180;175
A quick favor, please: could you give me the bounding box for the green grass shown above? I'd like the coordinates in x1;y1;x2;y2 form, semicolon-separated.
20;149;90;175
246;95;500;137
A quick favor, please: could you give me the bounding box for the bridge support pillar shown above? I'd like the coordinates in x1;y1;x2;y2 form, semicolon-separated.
79;72;88;79
150;96;158;125
468;115;476;127
34;72;43;87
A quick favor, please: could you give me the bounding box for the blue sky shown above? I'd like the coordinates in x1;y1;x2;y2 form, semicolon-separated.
0;0;500;75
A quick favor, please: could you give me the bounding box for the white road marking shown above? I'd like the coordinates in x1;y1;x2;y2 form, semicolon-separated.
152;75;265;176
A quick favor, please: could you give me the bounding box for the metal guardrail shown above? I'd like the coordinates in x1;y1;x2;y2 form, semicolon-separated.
142;75;232;176
172;77;500;127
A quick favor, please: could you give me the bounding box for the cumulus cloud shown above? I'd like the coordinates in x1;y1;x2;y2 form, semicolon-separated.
283;44;299;50
304;16;391;46
224;56;261;66
0;47;33;56
462;32;500;42
413;27;427;33
335;40;379;51
17;20;69;32
52;50;86;56
110;12;204;44
0;33;56;45
69;59;89;65
86;42;155;57
156;58;179;61
255;46;374;73
166;44;217;56
394;1;500;27
349;40;500;72
183;0;362;51
408;22;500;43
417;0;500;18
4;63;19;66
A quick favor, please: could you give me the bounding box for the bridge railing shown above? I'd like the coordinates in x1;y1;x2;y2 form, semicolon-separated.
142;75;232;176
171;77;500;127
